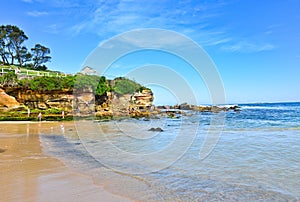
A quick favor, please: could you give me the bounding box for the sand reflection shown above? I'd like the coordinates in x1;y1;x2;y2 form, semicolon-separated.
0;122;129;202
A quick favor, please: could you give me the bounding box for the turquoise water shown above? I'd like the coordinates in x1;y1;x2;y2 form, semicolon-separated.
41;102;300;201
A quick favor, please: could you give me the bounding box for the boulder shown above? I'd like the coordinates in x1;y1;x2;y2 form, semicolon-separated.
0;88;23;111
179;103;194;110
148;127;164;132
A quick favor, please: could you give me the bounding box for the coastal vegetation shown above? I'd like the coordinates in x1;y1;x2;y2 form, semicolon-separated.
0;71;17;86
113;77;148;95
1;73;146;95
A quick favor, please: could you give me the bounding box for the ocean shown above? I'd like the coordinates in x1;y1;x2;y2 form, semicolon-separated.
41;102;300;201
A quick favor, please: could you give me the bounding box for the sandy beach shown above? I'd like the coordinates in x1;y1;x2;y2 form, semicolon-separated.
0;122;131;202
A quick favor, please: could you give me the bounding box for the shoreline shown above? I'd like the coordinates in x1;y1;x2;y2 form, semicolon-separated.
0;122;132;202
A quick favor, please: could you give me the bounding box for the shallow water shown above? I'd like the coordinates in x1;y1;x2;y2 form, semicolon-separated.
40;102;300;201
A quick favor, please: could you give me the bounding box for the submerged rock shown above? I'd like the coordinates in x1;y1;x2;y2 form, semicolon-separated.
148;127;164;132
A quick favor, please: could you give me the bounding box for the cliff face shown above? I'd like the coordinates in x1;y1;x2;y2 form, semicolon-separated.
1;87;154;117
5;87;74;112
128;89;154;117
130;89;153;108
95;89;154;117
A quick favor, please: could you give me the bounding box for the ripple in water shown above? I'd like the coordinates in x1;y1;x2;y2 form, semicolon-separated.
40;102;300;201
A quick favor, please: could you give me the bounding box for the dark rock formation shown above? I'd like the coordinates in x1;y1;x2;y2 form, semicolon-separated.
148;127;164;132
157;103;240;113
179;103;194;110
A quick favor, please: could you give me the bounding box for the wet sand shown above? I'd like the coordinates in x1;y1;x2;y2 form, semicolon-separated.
0;122;131;202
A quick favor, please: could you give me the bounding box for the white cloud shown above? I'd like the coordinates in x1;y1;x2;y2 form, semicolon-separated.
39;0;275;53
264;24;282;36
26;11;49;17
114;28;191;49
70;0;227;40
23;0;275;54
221;41;275;53
210;38;232;45
46;24;61;34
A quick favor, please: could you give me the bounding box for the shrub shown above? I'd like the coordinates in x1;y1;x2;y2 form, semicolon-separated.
61;75;75;89
19;75;76;91
113;78;142;94
73;74;99;92
0;71;18;86
44;108;63;114
29;76;58;91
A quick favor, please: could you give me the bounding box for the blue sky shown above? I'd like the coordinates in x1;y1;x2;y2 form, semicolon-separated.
1;0;300;104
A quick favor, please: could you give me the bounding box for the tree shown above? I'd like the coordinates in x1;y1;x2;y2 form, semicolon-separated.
0;25;52;68
0;38;9;64
19;46;32;65
96;76;109;96
31;43;51;70
9;25;28;66
0;25;10;64
0;25;28;66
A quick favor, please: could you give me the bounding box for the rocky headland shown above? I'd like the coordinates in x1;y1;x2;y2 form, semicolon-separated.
0;70;239;121
0;85;239;121
0;86;154;121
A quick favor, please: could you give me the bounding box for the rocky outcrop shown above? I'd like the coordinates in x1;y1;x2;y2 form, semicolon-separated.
0;88;24;111
95;89;155;117
178;103;194;110
195;105;240;112
1;87;155;117
159;103;240;112
5;88;74;112
128;89;154;117
130;89;153;109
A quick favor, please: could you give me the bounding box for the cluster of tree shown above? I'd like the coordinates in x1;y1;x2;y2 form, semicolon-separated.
0;25;51;70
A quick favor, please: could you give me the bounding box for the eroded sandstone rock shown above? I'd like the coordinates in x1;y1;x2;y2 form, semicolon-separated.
0;88;24;111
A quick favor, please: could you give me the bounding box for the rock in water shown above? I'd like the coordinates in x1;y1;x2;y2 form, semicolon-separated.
148;127;164;132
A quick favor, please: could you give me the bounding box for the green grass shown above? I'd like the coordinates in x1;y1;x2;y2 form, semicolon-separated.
0;109;73;121
0;65;67;77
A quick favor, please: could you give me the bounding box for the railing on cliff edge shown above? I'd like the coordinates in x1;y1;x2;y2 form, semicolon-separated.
0;67;71;77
